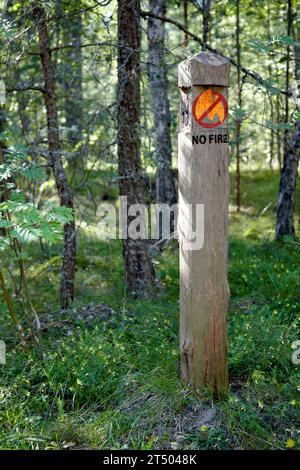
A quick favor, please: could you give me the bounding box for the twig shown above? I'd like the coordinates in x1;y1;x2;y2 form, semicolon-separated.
6;85;45;94
28;41;118;55
19;319;72;345
0;269;27;348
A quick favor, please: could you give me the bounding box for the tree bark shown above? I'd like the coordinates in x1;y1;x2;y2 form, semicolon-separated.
14;68;30;139
275;21;300;239
148;0;176;237
275;122;300;238
268;93;275;169
0;99;8;237
284;0;292;155
235;0;241;211
183;0;189;47
276;91;282;169
202;0;211;47
6;1;30;141
32;2;76;308
267;3;274;170
62;11;84;179
117;0;154;295
194;0;211;50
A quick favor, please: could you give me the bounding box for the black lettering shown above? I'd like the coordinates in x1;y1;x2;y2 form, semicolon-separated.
192;135;199;145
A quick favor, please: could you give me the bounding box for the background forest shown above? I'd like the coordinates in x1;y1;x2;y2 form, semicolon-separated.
0;0;300;451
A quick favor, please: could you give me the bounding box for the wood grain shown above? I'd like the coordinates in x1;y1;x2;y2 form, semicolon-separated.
178;52;230;398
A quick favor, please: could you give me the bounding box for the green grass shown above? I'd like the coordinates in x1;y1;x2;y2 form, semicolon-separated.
0;169;300;450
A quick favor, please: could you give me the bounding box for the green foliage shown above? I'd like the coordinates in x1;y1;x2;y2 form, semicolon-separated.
0;170;299;450
248;35;300;52
265;121;294;130
0;143;73;355
231;106;247;121
248;39;271;53
0;146;73;249
0;0;300;452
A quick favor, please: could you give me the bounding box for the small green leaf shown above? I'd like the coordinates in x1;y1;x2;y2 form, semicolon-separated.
248;39;270;53
265;121;294;130
279;56;288;63
277;35;298;46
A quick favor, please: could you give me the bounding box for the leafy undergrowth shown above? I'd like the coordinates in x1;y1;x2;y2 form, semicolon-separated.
0;169;300;450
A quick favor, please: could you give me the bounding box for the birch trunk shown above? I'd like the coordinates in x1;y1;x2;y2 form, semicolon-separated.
148;0;176;231
62;12;84;179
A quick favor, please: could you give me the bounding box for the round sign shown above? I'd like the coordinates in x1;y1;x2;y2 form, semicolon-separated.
192;89;228;128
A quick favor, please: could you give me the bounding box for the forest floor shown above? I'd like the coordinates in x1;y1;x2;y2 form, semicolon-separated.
0;169;300;450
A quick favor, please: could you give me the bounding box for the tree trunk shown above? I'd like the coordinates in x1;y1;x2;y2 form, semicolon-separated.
62;12;84;181
7;0;30;141
32;2;76;308
0;101;6;154
14;68;30;139
183;0;189;47
0;98;8;236
148;0;176;237
269;94;275;169
235;0;241;211
275;23;300;239
276;91;282;169
267;3;274;170
275;122;300;238
202;0;211;47
117;0;154;296
283;0;292;154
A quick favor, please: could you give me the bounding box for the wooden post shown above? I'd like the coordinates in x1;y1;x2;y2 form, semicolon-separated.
178;52;230;398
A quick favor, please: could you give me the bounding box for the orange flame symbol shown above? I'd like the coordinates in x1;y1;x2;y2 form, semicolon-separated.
194;89;225;123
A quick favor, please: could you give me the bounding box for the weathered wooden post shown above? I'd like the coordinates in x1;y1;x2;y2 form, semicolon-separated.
178;52;230;398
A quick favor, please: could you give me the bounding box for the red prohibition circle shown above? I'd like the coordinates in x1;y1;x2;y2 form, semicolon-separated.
192;90;228;128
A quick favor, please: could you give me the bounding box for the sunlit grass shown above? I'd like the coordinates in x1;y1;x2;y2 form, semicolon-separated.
0;169;300;450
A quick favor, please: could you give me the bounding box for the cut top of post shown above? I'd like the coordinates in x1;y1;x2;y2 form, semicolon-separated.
178;51;230;88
